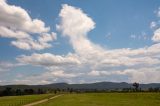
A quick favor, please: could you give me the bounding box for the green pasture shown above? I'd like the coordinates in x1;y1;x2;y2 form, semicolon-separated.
0;93;160;106
0;94;54;106
37;93;160;106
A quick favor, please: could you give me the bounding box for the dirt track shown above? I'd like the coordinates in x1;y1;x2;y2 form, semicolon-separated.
23;94;63;106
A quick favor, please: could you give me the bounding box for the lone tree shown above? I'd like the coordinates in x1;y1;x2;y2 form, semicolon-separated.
132;82;139;91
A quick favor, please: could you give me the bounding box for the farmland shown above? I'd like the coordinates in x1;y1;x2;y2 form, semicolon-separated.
0;94;55;106
0;93;160;106
36;93;160;106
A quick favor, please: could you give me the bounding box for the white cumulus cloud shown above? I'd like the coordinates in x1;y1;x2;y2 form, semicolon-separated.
2;4;160;85
0;0;56;50
152;28;160;42
17;53;81;66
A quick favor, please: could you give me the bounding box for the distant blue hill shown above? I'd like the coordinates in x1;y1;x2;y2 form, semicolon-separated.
0;82;160;90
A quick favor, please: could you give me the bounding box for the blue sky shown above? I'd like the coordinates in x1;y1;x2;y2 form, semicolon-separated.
0;0;160;85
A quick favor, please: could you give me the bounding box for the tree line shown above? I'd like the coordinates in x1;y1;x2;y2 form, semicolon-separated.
0;87;46;96
0;82;160;97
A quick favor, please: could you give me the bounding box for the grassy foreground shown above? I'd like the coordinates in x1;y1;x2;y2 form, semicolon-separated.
0;94;55;106
36;93;160;106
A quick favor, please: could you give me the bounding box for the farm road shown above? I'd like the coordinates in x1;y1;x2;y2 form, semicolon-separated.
23;94;63;106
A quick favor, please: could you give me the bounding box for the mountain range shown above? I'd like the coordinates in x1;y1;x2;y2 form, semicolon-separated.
0;82;160;90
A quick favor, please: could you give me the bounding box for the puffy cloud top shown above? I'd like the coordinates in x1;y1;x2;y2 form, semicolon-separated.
0;0;49;33
0;0;56;50
57;4;95;37
152;28;160;42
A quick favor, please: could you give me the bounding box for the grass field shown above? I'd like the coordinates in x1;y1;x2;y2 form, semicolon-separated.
0;94;55;106
36;93;160;106
0;93;160;106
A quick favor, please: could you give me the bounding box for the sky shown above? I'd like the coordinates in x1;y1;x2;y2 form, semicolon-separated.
0;0;160;85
